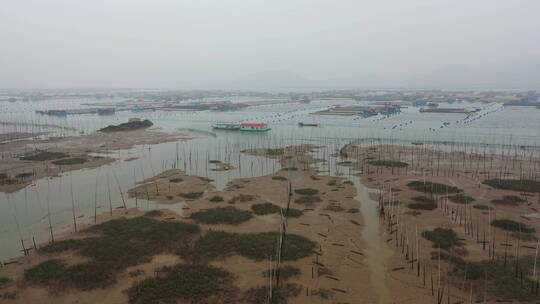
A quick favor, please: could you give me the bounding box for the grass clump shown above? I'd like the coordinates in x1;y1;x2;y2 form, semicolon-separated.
311;288;334;299
483;178;540;193
452;257;537;301
251;203;281;215
367;160;408;168
242;283;302;304
280;167;298;171
144;210;163;217
473;204;493;210
178;192;203;200
190;207;252;225
407;181;462;194
24;259;68;285
266;148;285;155
35;216;199;290
19;150;68;161
0;277;13;289
491;219;535;233
229;194;255;203
449;194;475;204
52;157;87;165
262;265;301;280
324;204;345;212
491;195;525;206
128;263;236;304
407;196;437;210
294;188;319;196
422;228;461;249
294;196;322;206
283;208;303;218
181;231;315;262
209;195;224;202
272;176;287;181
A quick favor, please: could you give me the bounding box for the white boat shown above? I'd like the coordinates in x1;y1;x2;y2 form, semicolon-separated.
211;122;241;130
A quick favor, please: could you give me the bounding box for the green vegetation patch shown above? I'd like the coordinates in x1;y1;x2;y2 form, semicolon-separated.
407;196;437;210
127;263;236;304
35;216;199;290
491;195;525;206
294;188;319;196
280;167;298;171
367;160;408;168
324;204;345;212
406;181;462;194
265;148;285;155
209;195;224;202
251;203;281;215
247;203;302;218
99;119;153;132
178;192;203;200
144;210;163;217
452;257;537;301
180;231;315;262
272;176;287;181
490;219;535;233
19;150;68;161
483;178;540;193
283;208;303;218
24;259;69;285
449;194;475;204
52;158;87;165
242;283;302;304
422;228;461;249
294;196;322;206
0;277;13;289
473;204;493;210
262;265;301;280
190;206;253;225
229;194;255;203
311;288;334;299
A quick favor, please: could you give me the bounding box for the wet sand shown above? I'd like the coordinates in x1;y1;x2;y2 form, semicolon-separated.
0;129;193;193
0;145;375;303
341;142;540;303
3;142;537;303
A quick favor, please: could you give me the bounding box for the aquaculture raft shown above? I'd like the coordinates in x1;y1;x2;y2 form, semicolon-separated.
239;123;270;132
211;122;240;130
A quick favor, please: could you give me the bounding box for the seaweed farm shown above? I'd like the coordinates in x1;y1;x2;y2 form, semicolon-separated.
1;94;540;303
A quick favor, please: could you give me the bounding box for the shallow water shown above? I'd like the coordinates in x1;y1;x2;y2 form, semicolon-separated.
353;177;394;303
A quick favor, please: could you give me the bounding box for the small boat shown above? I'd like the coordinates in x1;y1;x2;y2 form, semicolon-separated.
211;122;240;130
298;122;319;127
239;122;270;132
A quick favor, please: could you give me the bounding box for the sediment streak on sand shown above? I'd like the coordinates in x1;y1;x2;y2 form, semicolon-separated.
354;176;394;304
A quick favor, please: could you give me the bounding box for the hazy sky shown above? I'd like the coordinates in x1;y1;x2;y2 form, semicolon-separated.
1;0;540;90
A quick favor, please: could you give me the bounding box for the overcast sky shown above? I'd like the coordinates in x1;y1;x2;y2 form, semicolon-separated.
1;0;540;90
